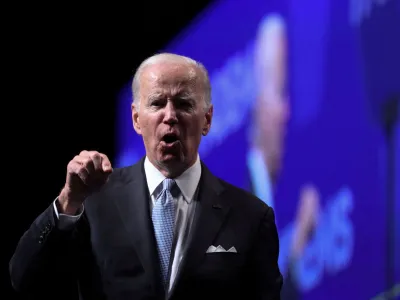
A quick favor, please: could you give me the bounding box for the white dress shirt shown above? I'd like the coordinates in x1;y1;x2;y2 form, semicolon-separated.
53;155;201;292
144;156;201;291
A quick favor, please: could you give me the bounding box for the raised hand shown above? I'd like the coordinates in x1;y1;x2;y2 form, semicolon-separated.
58;150;113;214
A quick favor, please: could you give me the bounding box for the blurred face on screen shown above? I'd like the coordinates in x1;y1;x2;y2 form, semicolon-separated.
255;21;290;178
132;60;213;177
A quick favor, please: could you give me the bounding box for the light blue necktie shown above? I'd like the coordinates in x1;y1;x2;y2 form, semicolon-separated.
152;178;178;286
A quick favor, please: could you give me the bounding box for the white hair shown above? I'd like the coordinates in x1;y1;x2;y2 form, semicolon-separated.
250;14;287;145
132;53;211;111
254;13;286;94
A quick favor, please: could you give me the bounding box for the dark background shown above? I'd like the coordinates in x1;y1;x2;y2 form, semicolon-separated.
4;2;212;298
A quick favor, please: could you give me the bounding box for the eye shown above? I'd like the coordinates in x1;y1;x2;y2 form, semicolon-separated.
176;99;194;109
180;102;191;108
150;99;164;107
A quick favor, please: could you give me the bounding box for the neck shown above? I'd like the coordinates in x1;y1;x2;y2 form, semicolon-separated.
253;144;278;186
149;156;198;178
158;163;188;178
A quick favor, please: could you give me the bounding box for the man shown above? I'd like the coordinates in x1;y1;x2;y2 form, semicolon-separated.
9;53;283;300
248;14;320;299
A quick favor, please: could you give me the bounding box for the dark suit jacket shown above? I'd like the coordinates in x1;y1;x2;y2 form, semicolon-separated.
9;158;282;300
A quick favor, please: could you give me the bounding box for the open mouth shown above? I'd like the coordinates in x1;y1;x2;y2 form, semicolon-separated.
162;133;179;145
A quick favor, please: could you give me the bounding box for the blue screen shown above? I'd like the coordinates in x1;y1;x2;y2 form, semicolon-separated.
115;0;400;298
395;119;400;287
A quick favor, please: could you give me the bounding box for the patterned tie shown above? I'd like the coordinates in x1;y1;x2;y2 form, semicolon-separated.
152;178;178;286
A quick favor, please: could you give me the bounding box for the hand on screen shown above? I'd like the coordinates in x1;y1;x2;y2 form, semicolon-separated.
292;184;320;258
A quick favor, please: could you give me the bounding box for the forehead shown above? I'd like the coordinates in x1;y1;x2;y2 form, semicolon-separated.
140;62;199;94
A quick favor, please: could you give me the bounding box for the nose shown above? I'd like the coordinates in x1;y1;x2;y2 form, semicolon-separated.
163;101;178;125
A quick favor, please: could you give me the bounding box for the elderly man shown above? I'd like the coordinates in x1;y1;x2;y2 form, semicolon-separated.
248;14;320;299
10;53;282;300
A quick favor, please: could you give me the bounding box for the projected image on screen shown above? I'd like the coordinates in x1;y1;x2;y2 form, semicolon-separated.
396;120;400;285
115;0;399;299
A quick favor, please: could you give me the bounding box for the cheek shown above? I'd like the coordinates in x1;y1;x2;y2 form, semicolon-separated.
140;114;161;132
180;117;203;139
138;118;158;145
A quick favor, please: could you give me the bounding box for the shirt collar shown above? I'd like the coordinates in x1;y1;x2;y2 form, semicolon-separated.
144;155;201;203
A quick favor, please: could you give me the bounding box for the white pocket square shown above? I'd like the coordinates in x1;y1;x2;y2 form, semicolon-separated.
206;245;237;253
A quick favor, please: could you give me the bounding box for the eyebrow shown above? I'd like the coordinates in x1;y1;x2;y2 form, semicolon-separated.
176;92;195;100
147;92;164;102
148;91;195;101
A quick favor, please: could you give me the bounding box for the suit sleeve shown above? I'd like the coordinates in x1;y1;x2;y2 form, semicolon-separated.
248;206;283;300
9;202;88;299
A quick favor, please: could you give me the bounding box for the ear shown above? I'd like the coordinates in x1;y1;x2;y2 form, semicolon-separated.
131;103;142;135
202;105;213;136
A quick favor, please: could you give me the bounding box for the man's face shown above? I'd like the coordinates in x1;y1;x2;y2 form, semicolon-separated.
132;62;213;176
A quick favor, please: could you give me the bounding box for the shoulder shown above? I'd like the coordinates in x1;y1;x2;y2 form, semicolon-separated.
216;177;272;218
84;160;143;205
199;161;272;218
102;159;144;188
105;165;138;186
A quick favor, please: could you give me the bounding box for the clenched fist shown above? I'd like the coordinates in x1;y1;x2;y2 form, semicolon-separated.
58;150;113;214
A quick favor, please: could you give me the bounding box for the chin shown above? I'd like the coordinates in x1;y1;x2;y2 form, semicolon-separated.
158;150;186;166
156;154;188;178
160;153;182;163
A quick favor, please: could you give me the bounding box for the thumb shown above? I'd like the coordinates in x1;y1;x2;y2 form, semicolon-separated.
100;154;112;173
102;162;113;173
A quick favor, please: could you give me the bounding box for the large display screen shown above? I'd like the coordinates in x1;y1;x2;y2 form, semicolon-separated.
115;0;400;298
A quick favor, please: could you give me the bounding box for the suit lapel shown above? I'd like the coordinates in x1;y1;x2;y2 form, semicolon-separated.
113;158;164;294
171;163;230;293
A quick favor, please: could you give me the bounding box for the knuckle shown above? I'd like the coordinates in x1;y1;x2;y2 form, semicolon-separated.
81;157;92;167
91;152;101;160
67;160;77;170
88;150;99;155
